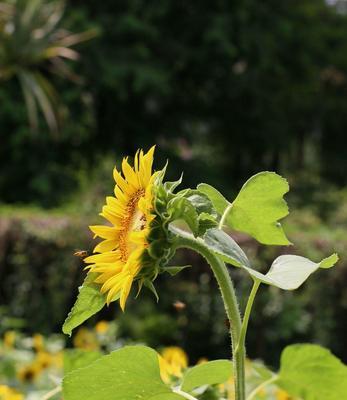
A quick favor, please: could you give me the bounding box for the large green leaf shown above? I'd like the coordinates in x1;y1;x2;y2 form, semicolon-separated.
181;360;232;393
62;273;107;336
242;254;338;290
203;228;251;268
278;344;347;400
63;346;185;400
170;225;337;290
199;172;291;245
64;349;102;374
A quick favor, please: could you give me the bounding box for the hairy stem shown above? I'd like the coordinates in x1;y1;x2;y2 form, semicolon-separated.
173;229;245;399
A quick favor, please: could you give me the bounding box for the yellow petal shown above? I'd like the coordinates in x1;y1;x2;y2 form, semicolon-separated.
120;275;133;311
90;225;119;240
84;251;121;264
93;239;118;253
122;157;139;187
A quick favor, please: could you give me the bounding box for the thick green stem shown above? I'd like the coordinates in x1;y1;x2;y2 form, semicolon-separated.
173;231;245;400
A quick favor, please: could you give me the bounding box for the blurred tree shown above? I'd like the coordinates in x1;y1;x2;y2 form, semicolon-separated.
2;0;347;204
0;0;97;134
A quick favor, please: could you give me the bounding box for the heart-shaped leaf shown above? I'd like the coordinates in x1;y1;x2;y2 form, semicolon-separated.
278;344;347;400
63;346;185;400
199;172;291;246
242;253;338;290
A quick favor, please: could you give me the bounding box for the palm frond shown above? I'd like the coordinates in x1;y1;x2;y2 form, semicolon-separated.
0;0;97;135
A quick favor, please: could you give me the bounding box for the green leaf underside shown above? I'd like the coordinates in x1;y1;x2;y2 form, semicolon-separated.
199;172;291;246
278;344;347;400
168;197;199;236
63;346;184;400
181;360;232;392
197;183;229;214
64;349;102;375
62;273;108;336
170;226;337;291
203;228;251;268
242;254;338;290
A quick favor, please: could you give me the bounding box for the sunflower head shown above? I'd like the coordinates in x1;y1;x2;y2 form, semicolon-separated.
84;146;170;310
83;146;216;312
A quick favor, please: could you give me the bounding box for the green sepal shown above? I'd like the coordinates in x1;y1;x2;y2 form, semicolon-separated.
144;280;159;302
163;174;183;192
161;265;192;276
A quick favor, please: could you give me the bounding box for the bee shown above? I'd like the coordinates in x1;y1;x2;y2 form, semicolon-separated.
73;250;88;258
173;300;186;311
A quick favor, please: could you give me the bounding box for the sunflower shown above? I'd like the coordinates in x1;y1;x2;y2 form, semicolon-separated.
0;385;23;400
84;146;158;310
158;347;188;383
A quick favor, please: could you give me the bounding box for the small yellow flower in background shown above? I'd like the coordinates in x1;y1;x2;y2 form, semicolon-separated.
276;389;292;400
197;357;208;365
3;331;16;349
0;385;23;400
95;320;109;334
219;375;235;400
32;333;44;352
35;351;53;369
84;146;159;310
159;346;188;383
73;327;99;351
52;350;64;368
17;363;41;383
